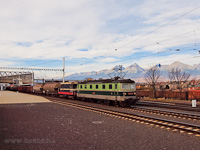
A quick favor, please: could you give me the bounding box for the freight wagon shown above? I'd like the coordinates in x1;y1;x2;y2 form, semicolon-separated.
188;90;200;101
43;82;61;96
137;90;200;101
33;84;44;94
18;85;33;93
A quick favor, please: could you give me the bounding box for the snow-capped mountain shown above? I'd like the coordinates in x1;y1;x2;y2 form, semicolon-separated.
160;61;193;71
124;63;145;79
65;61;200;81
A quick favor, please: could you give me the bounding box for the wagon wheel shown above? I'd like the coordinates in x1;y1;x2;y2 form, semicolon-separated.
119;101;126;107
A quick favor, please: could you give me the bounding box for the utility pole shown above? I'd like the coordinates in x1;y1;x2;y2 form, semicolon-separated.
32;70;34;86
119;65;123;78
63;57;65;83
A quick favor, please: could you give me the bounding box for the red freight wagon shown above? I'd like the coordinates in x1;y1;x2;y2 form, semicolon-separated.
18;86;23;92
136;90;151;98
188;90;200;101
24;86;33;93
18;85;33;93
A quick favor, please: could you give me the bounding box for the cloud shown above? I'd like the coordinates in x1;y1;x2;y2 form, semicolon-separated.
137;54;200;68
0;0;200;77
0;60;18;67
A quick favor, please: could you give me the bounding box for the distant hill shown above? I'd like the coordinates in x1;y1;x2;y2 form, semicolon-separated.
65;61;200;82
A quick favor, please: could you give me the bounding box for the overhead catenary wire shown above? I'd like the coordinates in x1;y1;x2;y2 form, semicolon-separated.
115;5;200;50
24;60;60;68
114;43;200;64
79;28;200;66
65;54;200;79
77;8;200;67
65;28;200;76
22;5;200;77
72;42;200;76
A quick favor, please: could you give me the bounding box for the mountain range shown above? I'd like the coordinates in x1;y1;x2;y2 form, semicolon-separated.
65;61;200;82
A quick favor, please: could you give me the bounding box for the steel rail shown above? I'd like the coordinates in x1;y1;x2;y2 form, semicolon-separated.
130;106;200;121
137;101;200;112
139;100;200;107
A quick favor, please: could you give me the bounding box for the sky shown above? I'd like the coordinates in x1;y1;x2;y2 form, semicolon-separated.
0;0;200;79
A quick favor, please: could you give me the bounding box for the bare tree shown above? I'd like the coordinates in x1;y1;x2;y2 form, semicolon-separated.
168;68;190;99
145;66;161;98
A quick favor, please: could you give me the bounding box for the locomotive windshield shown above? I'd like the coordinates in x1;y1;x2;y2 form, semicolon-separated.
121;83;136;90
73;84;77;89
61;84;77;89
61;84;70;88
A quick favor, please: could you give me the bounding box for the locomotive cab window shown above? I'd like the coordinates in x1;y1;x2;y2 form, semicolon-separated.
122;83;135;89
61;84;70;88
109;84;112;89
73;84;77;89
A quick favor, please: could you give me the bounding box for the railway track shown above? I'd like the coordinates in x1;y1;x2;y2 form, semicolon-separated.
137;101;200;112
46;97;200;137
130;106;200;121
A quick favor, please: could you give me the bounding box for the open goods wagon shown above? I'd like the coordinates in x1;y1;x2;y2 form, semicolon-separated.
18;85;33;93
188;90;200;101
137;90;200;101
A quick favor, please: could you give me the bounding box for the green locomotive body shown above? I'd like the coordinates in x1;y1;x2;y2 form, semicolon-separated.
77;79;138;106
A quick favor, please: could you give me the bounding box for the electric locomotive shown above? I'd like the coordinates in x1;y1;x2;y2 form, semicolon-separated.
77;78;138;106
58;82;78;99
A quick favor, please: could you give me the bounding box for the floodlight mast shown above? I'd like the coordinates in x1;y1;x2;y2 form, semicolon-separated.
32;70;34;86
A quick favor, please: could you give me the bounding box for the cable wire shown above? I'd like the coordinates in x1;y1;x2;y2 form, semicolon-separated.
115;5;200;50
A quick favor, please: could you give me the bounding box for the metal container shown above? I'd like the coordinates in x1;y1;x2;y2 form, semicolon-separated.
136;90;188;100
43;82;61;95
18;86;23;92
33;84;44;94
136;90;150;98
24;86;33;93
188;90;200;101
11;85;18;91
18;86;33;93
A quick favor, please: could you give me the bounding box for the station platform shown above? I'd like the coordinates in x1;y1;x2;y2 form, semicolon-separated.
0;91;50;104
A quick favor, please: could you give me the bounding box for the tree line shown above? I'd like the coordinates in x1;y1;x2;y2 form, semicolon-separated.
145;66;190;99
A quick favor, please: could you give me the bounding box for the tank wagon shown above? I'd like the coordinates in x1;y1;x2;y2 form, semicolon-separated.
33;84;44;94
43;82;61;96
77;79;138;106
